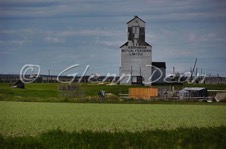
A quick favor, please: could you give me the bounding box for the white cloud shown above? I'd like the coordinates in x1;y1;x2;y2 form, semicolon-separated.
1;0;226;76
44;36;65;43
94;40;122;47
56;29;123;37
0;40;30;46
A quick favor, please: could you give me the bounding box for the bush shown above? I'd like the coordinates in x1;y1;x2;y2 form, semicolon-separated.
58;83;84;101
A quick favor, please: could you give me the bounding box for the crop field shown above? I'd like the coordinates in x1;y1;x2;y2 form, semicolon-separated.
0;83;226;148
0;101;226;136
1;101;226;148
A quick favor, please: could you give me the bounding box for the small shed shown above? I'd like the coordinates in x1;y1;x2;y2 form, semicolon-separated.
10;80;25;89
129;88;158;100
179;87;208;100
215;92;226;102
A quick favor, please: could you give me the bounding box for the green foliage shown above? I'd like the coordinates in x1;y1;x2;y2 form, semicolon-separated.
1;127;226;149
58;83;84;101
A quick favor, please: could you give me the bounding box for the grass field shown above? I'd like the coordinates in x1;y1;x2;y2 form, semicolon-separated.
1;83;226;148
1;83;226;102
0;83;129;102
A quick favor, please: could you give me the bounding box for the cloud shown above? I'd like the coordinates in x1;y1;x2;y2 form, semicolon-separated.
0;0;60;8
0;40;30;46
44;36;65;43
0;0;226;76
2;0;224;21
94;40;122;47
55;29;123;37
0;28;125;53
0;0;225;32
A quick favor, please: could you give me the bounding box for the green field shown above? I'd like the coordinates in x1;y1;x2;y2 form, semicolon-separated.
1;83;226;148
0;83;129;102
1;101;226;136
1;83;226;102
1;101;226;148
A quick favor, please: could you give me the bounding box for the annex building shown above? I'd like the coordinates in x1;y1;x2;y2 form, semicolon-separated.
120;16;166;85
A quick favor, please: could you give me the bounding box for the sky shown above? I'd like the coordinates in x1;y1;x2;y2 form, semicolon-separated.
0;0;226;77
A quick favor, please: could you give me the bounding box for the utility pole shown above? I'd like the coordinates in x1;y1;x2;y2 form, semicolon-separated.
217;73;219;84
173;66;175;74
48;69;50;83
190;58;197;82
131;66;132;84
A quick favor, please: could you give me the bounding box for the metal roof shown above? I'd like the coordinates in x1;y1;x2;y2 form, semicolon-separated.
127;16;145;24
183;87;207;91
120;41;151;48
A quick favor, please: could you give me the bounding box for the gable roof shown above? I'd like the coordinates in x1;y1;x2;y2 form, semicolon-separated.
127;16;145;24
120;42;152;48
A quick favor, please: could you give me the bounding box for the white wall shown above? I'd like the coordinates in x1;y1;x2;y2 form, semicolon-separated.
120;45;152;85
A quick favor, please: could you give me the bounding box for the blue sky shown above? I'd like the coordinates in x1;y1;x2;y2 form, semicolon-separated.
0;0;226;77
